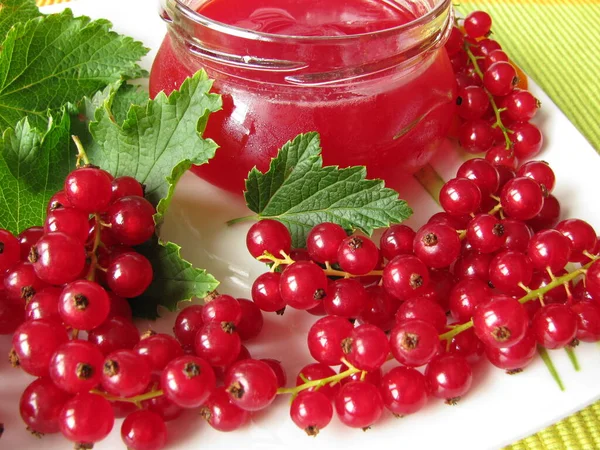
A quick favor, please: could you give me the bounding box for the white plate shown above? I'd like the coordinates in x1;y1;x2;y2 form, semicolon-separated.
3;0;600;449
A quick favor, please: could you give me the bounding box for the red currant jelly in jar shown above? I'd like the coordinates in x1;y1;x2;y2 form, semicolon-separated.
150;0;456;194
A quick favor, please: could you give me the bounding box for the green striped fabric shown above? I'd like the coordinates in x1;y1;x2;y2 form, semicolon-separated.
457;0;600;151
457;2;600;447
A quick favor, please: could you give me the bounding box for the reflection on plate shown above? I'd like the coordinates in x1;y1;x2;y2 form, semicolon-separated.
2;0;600;449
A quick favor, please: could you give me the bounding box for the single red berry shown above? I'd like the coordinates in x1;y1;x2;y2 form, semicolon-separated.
12;319;69;377
306;222;347;264
500;177;544;221
571;301;600;342
279;261;328;310
485;330;537;371
454;250;493;282
556;219;597;263
236;298;264;341
106;252;153;298
225;359;278;411
459;120;495;154
380;224;415;260
30;232;86;285
457;158;500;197
395;297;447;333
246;219;292;259
483;62;518;96
290;390;333;436
44;208;90;243
19;377;72;435
121;410;167;450
510;122;543;160
489;250;533;296
383;254;430;300
425;354;473;402
59;393;114;444
199;387;249;432
107;196;156;246
390;320;440;367
135;332;184;372
527;195;561;232
456;86;490;120
173;304;204;348
502;218;533;252
440;178;482;216
449;328;485;364
107;292;133;321
101;350;152;397
449;278;492;323
88;316;140;355
359;285;401;331
251;272;286;312
111;176;144;202
47;190;72;213
64;167;113;213
527;229;572;273
486;145;518;169
161;356;216;408
342;324;390;371
194;321;242;368
466;214;505;254
25;286;62;323
324;278;369;318
260;358;287;388
337;235;379;275
532;304;578;349
445;26;464;56
335;381;383;428
464;10;492;38
379;366;427;415
307;315;354;366
0;229;20;273
413;223;461;269
50;340;105;394
504;90;540;122
59;280;111;331
473;295;528;348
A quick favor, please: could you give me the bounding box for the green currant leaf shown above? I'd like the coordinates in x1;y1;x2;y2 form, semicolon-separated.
0;9;148;132
0;108;74;234
0;0;41;41
243;132;413;247
130;239;220;319
88;70;222;225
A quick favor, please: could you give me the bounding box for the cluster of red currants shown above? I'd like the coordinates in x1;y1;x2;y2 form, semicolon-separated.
244;155;600;435
0;163;174;449
446;10;543;163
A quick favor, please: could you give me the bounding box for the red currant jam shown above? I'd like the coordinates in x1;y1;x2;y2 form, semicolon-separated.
150;0;456;194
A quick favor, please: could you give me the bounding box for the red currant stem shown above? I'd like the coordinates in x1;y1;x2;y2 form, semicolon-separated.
277;359;361;397
226;215;260;226
71;329;79;339
537;347;565;391
457;229;467;240
490;194;501;202
72;135;90;167
463;42;513;150
583;250;598;261
257;251;384;278
90;388;164;404
86;213;103;282
488;203;503;216
440;263;593;342
565;347;580;372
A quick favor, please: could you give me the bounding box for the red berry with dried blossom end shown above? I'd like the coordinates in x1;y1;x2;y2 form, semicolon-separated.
337;235;380;275
59;280;110;331
335;381;384;429
106;252;153;298
485;330;538;372
342;324;390;371
173;305;204;349
395;297;447;334
199;387;249;432
307;315;353;366
64;167;113;213
11;319;69;377
246;219;292;259
413;223;461;269
489;250;533;296
161;356;216;408
449;278;493;323
296;363;340;400
483;61;518;96
571;301;600;342
473;295;529;348
279;261;328;310
236;298;264;341
527;229;572;273
102;350;152;398
0;229;20;272
306;222;347;264
290;390;333;436
383;254;430;300
107;196;156;246
29;232;86;285
440;178;482;216
504;90;540;122
59;393;114;445
47;190;72;213
25;286;62;322
425;354;473;403
464;10;492;38
556;219;597;263
390;320;440;367
379;366;428;416
225;359;278;411
532;304;578;349
251;272;286;313
111;176;144;202
457;158;500;197
18;226;44;260
510;122;544;160
466;214;506;254
49;340;105;394
324;278;369;318
380;224;415;260
88;316;140;355
19;377;72;435
121;410;168;450
194;321;242;368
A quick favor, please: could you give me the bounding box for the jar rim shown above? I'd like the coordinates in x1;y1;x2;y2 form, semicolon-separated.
168;0;453;42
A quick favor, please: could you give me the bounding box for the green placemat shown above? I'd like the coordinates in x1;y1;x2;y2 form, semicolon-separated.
457;3;600;448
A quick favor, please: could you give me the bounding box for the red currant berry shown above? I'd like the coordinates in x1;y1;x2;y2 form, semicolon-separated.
88;316;140;355
425;354;473;402
379;366;427;415
390;320;439;367
459;120;494;154
359;285;401;331
457;158;500;197
111;176;144;202
486;145;518;169
246;219;291;259
307;315;353;366
466;214;505;254
464;11;492;38
482;49;509;71
502;219;533;252
141;375;183;422
290;390;333;436
335;381;383;428
445;26;464;56
25;286;62;322
440;178;482;216
236;298;264;341
510;122;543;160
162;356;216;408
47;190;72;213
428;212;471;230
483;62;518;96
135;332;183;372
485;330;537;371
59;393;114;444
296;363;340;399
44;208;90;243
449;328;485;364
12;319;69;377
532;304;578;349
395;297;447;333
473;295;528;348
59;280;110;330
337;235;379;275
106;252;153;298
260;358;286;388
225;359;278;411
380;224;415;260
121;410;167;450
251;271;285;312
449;278;492;322
324;278;368;318
29;232;86;285
202;294;243;325
306;222;347;264
454;250;492;282
20;377;72;435
456;86;490;120
527;194;561;232
279;261;328;310
199;387;249;432
413;223;461;269
107;196;156;246
383;254;430;300
64;167;113;213
102;350;152;397
107;292;133;321
527;229;572;273
194;321;242;368
571;301;600;342
505;90;540;122
517;161;555;195
0;229;19;272
17;226;44;260
500;177;544;221
173;304;204;348
50;340;104;394
556;219;597;263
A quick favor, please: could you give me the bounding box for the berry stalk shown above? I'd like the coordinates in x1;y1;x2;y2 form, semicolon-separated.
276;359;361;397
90;388;164;405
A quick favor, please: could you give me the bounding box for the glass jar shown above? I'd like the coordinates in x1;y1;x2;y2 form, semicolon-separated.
150;0;456;195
